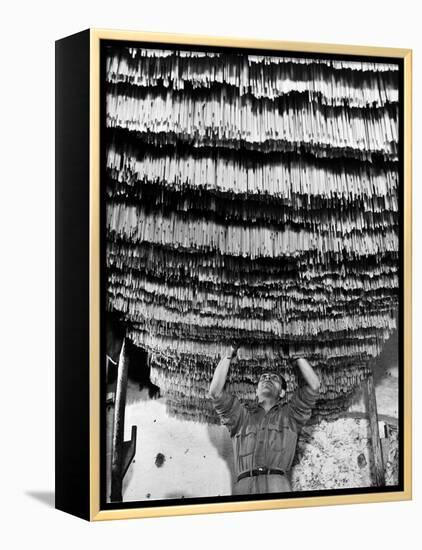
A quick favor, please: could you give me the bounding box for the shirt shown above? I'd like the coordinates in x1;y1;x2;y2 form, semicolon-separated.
211;385;319;479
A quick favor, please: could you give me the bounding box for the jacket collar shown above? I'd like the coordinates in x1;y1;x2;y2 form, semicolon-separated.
248;398;282;414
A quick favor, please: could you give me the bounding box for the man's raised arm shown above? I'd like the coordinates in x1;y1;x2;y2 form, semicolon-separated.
285;354;320;433
208;344;238;399
293;357;320;392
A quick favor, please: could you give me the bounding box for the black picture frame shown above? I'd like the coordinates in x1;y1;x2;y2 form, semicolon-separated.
55;29;412;521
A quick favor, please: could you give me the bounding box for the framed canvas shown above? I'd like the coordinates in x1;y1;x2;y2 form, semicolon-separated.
55;28;412;521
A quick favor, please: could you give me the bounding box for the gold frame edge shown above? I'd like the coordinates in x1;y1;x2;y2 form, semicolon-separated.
88;28;412;521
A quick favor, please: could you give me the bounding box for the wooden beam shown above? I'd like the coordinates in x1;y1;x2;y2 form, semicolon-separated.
110;337;130;502
365;369;386;487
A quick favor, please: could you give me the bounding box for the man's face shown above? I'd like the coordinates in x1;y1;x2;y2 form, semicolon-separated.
256;372;284;400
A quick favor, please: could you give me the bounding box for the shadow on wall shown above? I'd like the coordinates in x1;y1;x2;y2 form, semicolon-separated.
106;311;160;401
25;491;55;508
348;328;399;417
373;328;398;385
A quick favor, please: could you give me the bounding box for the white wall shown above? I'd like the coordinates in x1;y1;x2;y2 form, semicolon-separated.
121;399;234;500
2;2;420;550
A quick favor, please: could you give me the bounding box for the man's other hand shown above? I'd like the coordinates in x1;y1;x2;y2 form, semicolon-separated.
228;343;240;359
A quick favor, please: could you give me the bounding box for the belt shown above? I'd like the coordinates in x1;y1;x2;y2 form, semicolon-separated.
237;467;285;482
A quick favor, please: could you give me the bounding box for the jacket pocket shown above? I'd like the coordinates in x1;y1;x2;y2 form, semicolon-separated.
236;425;257;457
267;422;284;452
267;422;298;470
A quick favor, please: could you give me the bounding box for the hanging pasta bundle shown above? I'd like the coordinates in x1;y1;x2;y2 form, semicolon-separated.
105;45;399;423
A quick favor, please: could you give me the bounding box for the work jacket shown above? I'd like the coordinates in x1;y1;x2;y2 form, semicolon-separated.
211;385;319;481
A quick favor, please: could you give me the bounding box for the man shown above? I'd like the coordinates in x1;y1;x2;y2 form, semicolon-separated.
209;344;320;495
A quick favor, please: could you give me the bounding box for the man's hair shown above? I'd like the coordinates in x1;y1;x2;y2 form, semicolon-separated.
259;371;287;392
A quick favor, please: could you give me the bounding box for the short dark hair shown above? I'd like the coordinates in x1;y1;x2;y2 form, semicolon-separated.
259;371;287;392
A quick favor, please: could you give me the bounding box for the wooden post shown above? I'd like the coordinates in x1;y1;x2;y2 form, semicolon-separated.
110;337;130;502
365;369;385;487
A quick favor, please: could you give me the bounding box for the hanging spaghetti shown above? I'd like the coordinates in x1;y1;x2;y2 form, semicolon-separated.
104;45;399;423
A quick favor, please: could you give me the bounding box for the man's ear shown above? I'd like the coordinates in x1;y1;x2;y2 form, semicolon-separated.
279;389;286;399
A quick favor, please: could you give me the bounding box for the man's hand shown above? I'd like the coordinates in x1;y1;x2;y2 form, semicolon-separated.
292;357;320;393
228;343;240;360
210;343;239;399
281;343;290;359
281;342;302;363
